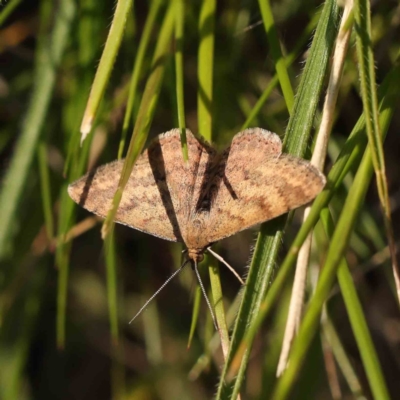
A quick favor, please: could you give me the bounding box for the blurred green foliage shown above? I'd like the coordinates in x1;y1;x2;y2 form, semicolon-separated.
0;1;400;399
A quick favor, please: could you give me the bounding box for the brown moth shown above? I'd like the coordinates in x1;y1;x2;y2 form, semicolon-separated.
68;128;325;259
68;128;325;323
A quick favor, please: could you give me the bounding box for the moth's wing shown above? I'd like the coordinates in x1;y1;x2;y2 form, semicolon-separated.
206;128;326;243
68;129;213;242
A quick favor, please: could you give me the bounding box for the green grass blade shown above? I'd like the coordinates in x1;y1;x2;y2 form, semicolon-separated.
80;0;133;140
105;231;126;399
216;1;340;397
56;189;74;350
320;210;389;399
0;0;23;27
315;207;386;398
64;0;105;177
187;286;202;348
197;0;231;358
232;61;400;378
283;2;338;155
321;312;365;397
197;0;215;142
174;0;188;160
0;0;75;260
271;136;391;399
118;0;163;159
354;0;387;192
101;3;175;239
336;262;386;398
1;265;45;400
354;0;399;299
37;142;54;241
56;138;92;349
257;0;294;113
241;13;319;130
272;141;389;399
105;231;119;344
208;258;230;358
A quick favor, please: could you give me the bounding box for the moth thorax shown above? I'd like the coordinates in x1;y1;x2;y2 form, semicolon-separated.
188;248;205;263
186;216;208;247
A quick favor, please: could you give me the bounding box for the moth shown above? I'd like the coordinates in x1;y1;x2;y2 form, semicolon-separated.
68;128;325;323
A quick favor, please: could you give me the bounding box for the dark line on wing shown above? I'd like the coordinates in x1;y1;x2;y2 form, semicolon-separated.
148;139;183;242
219;146;238;200
78;169;96;207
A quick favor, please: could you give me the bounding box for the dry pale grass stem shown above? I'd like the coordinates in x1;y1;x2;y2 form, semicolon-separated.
277;0;354;377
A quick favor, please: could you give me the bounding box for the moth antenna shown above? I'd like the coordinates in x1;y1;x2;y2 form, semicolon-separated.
207;247;245;285
193;260;218;330
129;259;190;324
